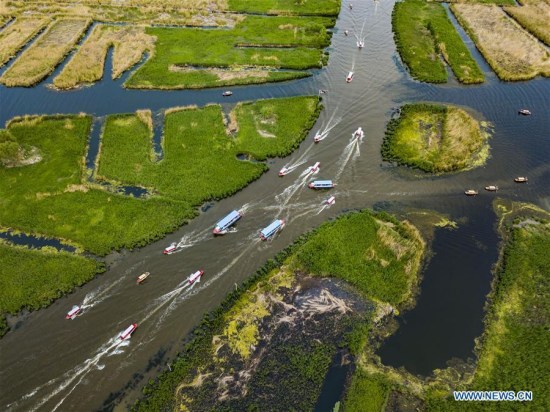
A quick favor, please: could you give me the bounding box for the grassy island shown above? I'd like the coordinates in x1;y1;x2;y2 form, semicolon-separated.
134;209;425;411
382;103;490;174
392;0;483;84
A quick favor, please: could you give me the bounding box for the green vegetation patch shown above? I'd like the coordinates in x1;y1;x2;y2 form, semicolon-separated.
392;0;483;84
292;210;425;306
0;240;103;337
382;103;490;174
97;96;320;203
228;0;341;15
126;16;332;89
344;370;392;412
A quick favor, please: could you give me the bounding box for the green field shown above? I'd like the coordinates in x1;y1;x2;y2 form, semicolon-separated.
228;0;341;15
134;209;425;410
97;97;320;203
126;16;332;89
392;0;483;84
381;103;490;174
0;240;103;336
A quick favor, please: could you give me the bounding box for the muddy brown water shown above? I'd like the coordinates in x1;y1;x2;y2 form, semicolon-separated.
1;1;549;410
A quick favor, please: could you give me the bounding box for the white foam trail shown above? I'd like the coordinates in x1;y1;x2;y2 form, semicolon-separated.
176;228;210;250
335;137;362;181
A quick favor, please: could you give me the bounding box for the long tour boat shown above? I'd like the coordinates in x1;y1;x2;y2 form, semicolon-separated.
66;305;81;320
346;71;354;83
163;242;177;254
308;180;335;189
213;210;242;235
137;272;150;284
187;270;204;285
119;323;138;340
260;219;285;240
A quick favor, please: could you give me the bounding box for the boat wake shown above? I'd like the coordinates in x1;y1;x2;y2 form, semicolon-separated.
335;132;363;181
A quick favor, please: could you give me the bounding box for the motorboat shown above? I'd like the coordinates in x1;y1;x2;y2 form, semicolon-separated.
346;71;354;83
485;186;498;192
464;189;478;196
137;272;150;284
514;177;528;183
260;219;285;240
163;242;177;254
357;41;364;48
518;109;531;115
324;195;336;205
278;167;290;177
305;161;320;174
352;127;364;140
308;180;335;189
313;131;323;143
187;270;204;285
66;305;81;320
213;210;242;235
119;323;138;340
222;91;233;97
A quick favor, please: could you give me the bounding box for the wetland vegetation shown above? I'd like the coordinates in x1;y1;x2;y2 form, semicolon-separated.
134;209;426;411
504;0;550;47
382;103;490;174
0;17;50;67
392;0;483;84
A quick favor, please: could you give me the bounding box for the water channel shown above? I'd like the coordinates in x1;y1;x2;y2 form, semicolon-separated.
1;1;549;410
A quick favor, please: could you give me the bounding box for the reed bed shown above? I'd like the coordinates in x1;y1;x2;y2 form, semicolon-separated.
53;24;155;89
392;0;483;84
505;0;550;46
0;17;51;67
0;240;102;337
0;18;90;87
452;4;550;80
228;0;340;15
382;103;489;174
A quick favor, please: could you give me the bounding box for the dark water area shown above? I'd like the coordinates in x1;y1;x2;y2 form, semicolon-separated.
1;0;549;410
315;351;353;412
378;201;500;376
0;231;76;253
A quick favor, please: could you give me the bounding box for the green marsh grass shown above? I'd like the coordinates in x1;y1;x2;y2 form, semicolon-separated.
344;370;392;412
126;16;332;89
228;0;341;15
392;0;483;84
382;103;490;174
0;240;103;336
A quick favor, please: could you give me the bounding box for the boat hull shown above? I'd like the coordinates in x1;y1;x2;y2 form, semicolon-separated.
119;323;138;340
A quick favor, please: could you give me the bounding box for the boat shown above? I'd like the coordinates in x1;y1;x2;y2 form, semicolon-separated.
352;127;364;140
346;71;354;83
305;161;320;174
308;180;335;189
260;219;285;240
324;195;336;205
163;242;177;254
357;41;364;49
137;272;150;284
514;176;528;183
518;109;531;115
213;210;242;235
187;270;204;285
485;185;498;192
278;167;290;177
313;131;323;143
464;189;478;196
119;323;138;340
344;30;349;36
66;305;81;320
222;91;233;97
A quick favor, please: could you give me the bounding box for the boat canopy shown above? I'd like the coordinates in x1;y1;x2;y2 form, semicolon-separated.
312;180;334;187
216;210;241;230
261;220;283;238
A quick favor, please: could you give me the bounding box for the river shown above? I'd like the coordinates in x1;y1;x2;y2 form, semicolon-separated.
1;1;549;410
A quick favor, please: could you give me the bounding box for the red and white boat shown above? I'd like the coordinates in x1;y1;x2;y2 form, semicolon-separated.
324;195;336;205
306;161;320;174
346;72;354;83
278;167;290;177
66;305;81;320
187;270;204;285
119;323;138;340
352;127;364;140
163;242;177;255
313;131;323;143
137;272;150;284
